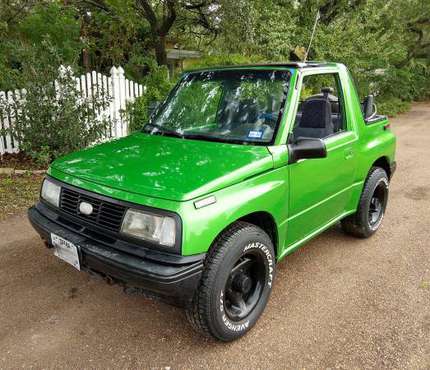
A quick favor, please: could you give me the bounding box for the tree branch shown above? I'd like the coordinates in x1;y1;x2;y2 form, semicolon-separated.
136;0;158;31
158;0;177;36
4;0;36;26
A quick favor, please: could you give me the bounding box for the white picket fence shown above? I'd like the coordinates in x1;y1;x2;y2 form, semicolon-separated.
0;66;145;155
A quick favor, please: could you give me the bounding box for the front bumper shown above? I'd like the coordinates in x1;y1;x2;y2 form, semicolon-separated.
28;203;204;304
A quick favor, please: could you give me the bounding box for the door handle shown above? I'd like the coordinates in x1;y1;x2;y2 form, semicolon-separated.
344;148;354;160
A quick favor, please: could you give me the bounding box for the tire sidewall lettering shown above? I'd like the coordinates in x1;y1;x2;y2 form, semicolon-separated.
217;241;274;333
243;242;274;288
219;291;250;332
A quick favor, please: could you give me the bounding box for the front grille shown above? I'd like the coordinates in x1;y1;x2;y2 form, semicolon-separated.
59;187;126;232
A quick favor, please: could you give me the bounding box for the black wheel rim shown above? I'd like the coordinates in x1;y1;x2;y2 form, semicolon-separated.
223;252;266;321
368;181;387;227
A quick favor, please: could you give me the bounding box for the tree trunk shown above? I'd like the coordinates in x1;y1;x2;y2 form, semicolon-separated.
154;35;168;66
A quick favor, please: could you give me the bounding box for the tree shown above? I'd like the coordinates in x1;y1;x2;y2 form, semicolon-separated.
0;0;39;30
1;0;429;118
79;0;219;66
136;0;177;66
0;2;82;90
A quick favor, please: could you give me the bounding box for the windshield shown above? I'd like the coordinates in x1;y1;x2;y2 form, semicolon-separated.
145;69;291;145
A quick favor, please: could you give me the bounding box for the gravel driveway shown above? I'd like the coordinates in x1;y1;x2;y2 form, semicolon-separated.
1;103;429;369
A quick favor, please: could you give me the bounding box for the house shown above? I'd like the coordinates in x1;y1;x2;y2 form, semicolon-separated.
166;44;201;77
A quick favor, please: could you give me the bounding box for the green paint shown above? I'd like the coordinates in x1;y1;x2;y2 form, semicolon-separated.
47;63;396;257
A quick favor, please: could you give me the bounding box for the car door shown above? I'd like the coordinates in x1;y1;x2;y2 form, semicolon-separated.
286;71;357;246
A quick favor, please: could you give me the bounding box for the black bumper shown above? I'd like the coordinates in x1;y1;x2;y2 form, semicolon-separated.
28;204;204;304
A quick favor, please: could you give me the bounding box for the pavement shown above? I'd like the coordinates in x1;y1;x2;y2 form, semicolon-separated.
0;102;429;369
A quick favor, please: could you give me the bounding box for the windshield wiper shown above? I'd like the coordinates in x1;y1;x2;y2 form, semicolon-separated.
182;133;225;142
143;123;184;138
182;133;249;145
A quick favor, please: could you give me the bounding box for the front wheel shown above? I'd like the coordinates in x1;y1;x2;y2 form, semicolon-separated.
186;221;276;341
341;167;389;238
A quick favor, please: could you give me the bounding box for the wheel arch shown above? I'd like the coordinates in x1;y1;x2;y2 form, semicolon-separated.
208;211;279;258
371;156;392;179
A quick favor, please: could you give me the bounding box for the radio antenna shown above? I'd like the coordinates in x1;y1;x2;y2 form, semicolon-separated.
304;10;320;62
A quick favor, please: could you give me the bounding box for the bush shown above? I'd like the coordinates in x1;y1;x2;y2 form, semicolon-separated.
0;2;82;92
378;98;411;116
377;62;430;116
0;40;111;166
124;59;173;132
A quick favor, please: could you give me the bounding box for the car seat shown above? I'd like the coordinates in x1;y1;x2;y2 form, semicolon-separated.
294;98;334;139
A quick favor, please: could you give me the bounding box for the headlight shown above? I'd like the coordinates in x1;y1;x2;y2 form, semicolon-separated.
121;209;176;247
41;178;61;207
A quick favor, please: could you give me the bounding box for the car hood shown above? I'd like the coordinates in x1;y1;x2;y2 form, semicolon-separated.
50;133;274;201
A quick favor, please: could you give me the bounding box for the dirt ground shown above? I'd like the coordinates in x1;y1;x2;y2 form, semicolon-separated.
1;103;429;369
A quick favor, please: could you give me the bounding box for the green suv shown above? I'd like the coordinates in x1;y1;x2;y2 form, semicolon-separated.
29;62;396;341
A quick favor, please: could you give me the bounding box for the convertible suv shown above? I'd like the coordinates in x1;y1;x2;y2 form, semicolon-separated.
29;62;396;341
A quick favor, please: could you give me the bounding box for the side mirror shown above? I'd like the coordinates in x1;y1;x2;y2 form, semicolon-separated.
288;137;327;164
362;95;377;120
148;101;160;117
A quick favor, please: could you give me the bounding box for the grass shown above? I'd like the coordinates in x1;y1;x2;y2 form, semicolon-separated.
0;173;44;221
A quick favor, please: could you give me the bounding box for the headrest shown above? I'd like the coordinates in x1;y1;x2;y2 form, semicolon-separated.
321;87;334;98
219;99;259;128
236;99;259;123
300;98;332;129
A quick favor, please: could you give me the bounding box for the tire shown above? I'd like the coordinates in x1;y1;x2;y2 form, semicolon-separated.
341;167;389;238
186;221;276;341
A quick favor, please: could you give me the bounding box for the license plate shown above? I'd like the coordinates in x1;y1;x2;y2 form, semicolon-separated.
51;233;80;270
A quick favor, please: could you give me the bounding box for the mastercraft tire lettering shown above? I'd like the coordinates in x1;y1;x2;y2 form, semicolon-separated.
186;222;276;341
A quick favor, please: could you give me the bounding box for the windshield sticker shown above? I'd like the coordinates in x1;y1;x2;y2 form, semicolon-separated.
248;129;264;139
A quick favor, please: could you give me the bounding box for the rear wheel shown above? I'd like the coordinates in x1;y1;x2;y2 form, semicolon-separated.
341;167;389;238
186;221;276;341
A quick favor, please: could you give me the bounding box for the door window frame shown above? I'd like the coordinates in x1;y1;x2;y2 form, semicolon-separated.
288;69;351;143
